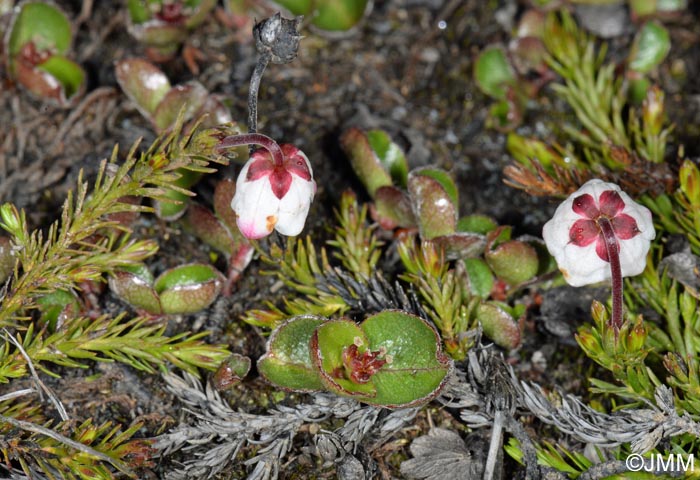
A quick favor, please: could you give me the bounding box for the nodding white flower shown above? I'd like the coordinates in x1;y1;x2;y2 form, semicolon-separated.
231;144;315;239
542;179;655;287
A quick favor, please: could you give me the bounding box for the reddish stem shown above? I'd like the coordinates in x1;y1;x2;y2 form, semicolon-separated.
217;133;284;166
597;217;623;333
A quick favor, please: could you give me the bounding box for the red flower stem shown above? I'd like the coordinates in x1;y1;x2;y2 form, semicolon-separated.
217;133;284;166
597;217;623;333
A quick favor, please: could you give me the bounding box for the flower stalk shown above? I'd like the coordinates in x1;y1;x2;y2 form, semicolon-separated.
217;133;284;166
597;216;623;332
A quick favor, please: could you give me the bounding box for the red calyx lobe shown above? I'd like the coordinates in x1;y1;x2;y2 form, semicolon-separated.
568;191;641;262
341;343;387;384
246;144;312;199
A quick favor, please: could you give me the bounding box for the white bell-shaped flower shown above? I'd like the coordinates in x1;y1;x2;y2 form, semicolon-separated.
232;144;315;239
542;179;655;287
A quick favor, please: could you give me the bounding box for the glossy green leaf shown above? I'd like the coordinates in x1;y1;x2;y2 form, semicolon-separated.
313;319;376;397
271;0;313;16
432;233;486;260
155;263;224;314
109;265;163;314
36;290;79;330
312;312;452;407
457;215;497;235
366;129;408;188
37;55;85;100
477;302;521;349
312;0;367;31
464;258;494;298
152;81;209;132
358;311;452;407
373;186;416;230
485;240;539;286
408;170;457;239
126;0;151;23
212;353;251;390
628;22;670;74
257;315;326;391
8;2;72;56
413;168;458;207
474;47;515;100
115;59;171;118
341;127;393;198
155;169;202;221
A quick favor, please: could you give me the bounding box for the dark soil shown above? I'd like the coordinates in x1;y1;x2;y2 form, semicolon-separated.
2;0;700;478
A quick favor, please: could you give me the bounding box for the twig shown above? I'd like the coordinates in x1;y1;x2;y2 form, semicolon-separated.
248;51;271;134
49;87;118;154
3;329;69;421
0;388;36;403
0;414;135;477
483;409;504;480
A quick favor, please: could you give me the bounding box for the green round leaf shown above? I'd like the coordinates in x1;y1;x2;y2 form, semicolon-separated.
432;233;487;260
474;47;516;100
36;289;79;329
115;59;171;118
359;311;452;407
258;315;327;392
212;353;251;390
126;0;151;24
155;263;224;314
109;267;163;314
37;55;85;100
312;320;376;397
8;2;72;56
152;81;209;132
628;22;670;74
154;263;222;293
312;0;368;31
408;170;457;239
485;240;539;286
477;302;521;349
457;215;498;235
464;258;494;298
373;186;416;230
271;0;314;16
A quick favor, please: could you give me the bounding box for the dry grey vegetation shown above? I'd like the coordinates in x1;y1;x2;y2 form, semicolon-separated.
152;336;700;480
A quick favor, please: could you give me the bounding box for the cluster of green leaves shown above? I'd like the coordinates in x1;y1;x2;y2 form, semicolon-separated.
1;398;153;479
397;236;477;358
0;123;232;476
242;190;382;328
642;159;700;255
626;248;700;415
504;11;673;197
243;188;529;360
494;8;700;477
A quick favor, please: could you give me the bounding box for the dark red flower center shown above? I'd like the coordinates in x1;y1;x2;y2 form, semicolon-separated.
246;144;312;199
340;343;388;384
568;190;640;262
156;2;186;24
18;42;52;67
